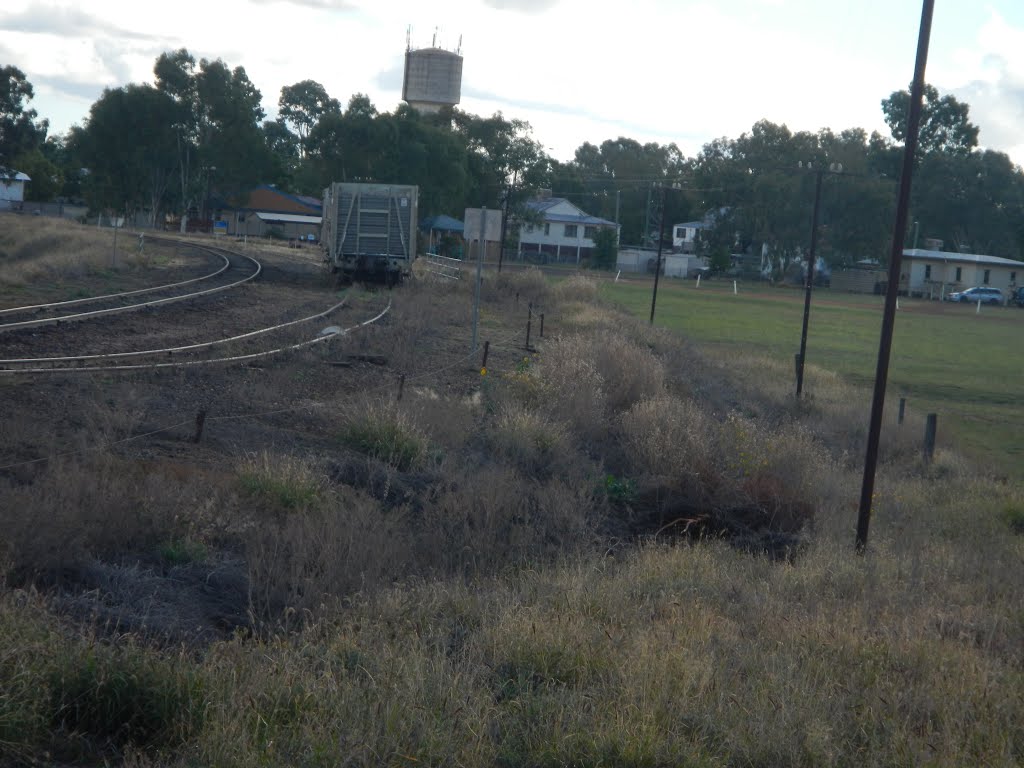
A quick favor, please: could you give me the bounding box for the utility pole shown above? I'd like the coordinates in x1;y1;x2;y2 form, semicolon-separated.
614;189;621;245
649;186;668;325
857;0;935;553
498;185;510;273
796;168;824;397
644;183;652;248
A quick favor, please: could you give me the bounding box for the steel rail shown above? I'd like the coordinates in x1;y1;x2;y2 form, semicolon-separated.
0;247;261;333
0;299;390;375
0;248;230;317
0;295;349;366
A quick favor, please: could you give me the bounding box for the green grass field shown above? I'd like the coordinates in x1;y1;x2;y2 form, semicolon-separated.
604;276;1024;478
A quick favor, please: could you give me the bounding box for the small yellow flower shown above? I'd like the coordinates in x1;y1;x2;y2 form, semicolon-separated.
481;367;487;376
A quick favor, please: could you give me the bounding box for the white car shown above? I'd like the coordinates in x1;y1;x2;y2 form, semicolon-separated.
947;286;1003;305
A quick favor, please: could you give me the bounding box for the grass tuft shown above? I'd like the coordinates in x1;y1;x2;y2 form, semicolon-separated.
339;404;427;472
49;644;206;754
237;451;323;511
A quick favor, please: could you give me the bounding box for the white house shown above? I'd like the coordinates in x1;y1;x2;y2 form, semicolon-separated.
518;196;618;263
0;168;30;210
672;220;704;253
901;248;1024;299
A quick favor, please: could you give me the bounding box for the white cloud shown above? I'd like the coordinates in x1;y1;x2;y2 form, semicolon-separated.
3;0;1024;165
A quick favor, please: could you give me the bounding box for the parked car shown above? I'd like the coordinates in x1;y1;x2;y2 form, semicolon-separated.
1012;287;1024;307
947;286;1004;305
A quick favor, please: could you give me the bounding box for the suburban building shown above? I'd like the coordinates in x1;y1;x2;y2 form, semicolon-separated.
900;248;1024;299
0;168;30;210
211;185;322;241
517;195;618;263
672;220;704;253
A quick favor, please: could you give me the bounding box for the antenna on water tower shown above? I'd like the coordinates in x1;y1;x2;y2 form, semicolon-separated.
403;26;463;113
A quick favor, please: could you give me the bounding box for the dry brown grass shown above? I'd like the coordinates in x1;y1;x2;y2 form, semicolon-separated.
531;332;665;446
0;454;231;586
487;401;570;477
0;215;148;286
2;247;1021;766
7;480;1022;766
494;266;550;306
551;273;600;304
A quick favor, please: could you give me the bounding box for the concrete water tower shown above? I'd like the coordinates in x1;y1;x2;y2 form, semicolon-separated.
402;28;463;113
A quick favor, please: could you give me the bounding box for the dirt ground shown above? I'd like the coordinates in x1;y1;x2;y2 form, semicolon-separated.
0;238;535;645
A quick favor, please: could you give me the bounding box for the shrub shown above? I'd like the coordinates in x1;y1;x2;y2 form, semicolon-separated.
618;395;823;540
496;267;549;305
532;334;665;445
488;402;569;476
591;335;665;413
618;395;719;494
534;338;606;443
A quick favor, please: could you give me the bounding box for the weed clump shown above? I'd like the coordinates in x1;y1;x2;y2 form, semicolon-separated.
237;451;323;511
496;267;550;305
1002;502;1024;534
49;644;206;755
340;405;427;472
617;395;823;547
0;603;205;763
488;402;569;476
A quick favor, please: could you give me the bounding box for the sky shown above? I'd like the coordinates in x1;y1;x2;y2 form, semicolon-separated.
3;0;1024;166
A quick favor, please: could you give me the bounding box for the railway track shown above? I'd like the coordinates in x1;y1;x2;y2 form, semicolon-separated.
0;238;261;333
0;297;391;375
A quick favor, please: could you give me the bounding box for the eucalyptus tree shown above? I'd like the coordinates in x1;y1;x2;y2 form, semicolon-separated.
277;79;341;157
154;49;271;228
72;84;179;225
0;65;47;165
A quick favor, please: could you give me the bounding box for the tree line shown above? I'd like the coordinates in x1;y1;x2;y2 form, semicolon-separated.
3;55;1023;265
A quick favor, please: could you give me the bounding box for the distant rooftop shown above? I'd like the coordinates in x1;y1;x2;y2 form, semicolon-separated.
903;248;1024;267
0;168;30;182
525;198;616;227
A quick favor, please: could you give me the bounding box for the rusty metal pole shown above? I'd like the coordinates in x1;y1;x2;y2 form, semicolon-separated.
857;0;935;553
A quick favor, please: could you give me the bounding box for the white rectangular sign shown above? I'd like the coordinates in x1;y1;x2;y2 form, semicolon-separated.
463;208;502;242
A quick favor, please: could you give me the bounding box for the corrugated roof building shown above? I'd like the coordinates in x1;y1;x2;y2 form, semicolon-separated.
901;248;1024;299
